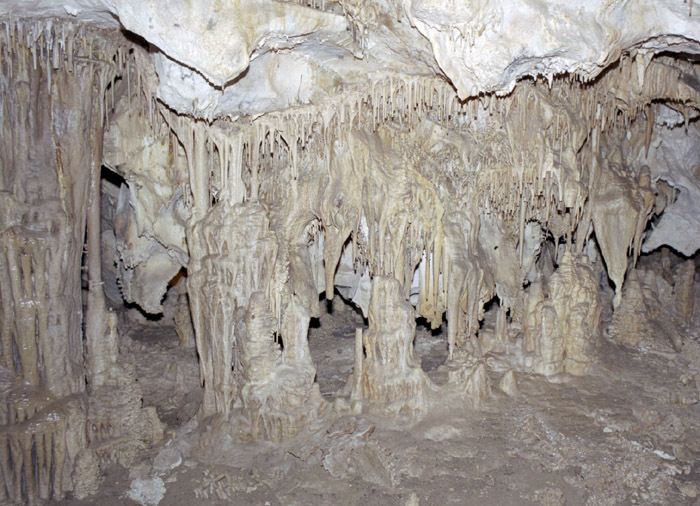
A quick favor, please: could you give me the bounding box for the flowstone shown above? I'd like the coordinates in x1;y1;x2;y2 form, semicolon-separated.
188;200;326;442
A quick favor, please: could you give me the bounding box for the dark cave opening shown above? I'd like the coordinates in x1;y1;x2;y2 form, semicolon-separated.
307;290;365;399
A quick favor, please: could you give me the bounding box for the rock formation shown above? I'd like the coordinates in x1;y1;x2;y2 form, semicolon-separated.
0;0;698;503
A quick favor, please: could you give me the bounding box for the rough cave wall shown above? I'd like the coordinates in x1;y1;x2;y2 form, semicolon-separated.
0;0;698;503
0;21;114;502
0;22;165;503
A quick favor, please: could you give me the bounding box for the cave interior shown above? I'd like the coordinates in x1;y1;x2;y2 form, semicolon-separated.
1;0;700;504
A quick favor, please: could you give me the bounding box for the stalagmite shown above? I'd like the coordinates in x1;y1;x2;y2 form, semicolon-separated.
674;260;696;323
522;252;601;375
463;362;489;405
352;327;364;403
499;370;518;396
359;277;430;415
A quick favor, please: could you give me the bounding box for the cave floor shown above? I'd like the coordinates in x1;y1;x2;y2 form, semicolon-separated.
57;299;700;506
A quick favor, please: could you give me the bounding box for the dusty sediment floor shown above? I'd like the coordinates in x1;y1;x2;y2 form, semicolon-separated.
58;296;700;506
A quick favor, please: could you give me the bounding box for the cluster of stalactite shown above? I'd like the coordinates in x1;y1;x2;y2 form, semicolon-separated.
0;377;87;504
126;45;698;439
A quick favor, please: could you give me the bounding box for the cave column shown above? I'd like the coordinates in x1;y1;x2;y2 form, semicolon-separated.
85;68;111;386
360;276;430;415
